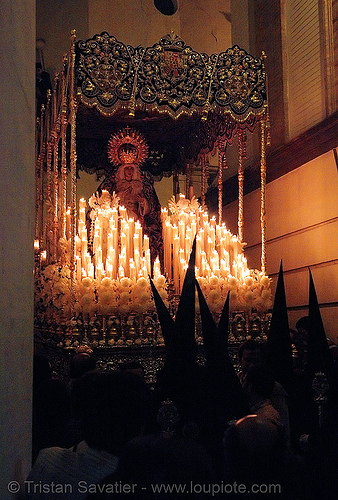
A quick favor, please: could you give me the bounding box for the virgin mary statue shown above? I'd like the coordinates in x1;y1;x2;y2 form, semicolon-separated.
88;128;163;265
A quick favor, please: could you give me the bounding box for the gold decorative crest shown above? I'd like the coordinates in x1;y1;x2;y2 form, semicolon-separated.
76;32;267;121
107;127;148;167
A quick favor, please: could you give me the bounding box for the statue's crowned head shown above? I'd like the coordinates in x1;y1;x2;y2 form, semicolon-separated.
118;143;138;164
108;127;148;168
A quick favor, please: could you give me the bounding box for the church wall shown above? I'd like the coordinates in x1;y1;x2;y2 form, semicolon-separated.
88;0;180;48
88;0;232;54
37;0;89;76
0;0;36;497
223;149;338;342
37;0;231;77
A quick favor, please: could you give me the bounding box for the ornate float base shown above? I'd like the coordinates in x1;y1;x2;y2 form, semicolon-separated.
34;309;270;383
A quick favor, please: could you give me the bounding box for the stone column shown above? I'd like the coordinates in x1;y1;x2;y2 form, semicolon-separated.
0;1;36;498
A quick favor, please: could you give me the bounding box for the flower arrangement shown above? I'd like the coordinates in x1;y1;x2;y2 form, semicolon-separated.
35;264;72;319
196;269;272;314
36;267;168;319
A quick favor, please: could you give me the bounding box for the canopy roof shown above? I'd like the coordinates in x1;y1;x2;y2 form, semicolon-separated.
74;32;267;179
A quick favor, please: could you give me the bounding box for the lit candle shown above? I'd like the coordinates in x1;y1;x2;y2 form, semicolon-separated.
164;221;172;278
88;263;94;279
121;232;127;252
216;224;222;244
110;247;116;278
212;249;219;270
119;249;127;273
130;259;136;280
85;253;91;273
179;249;185;289
145;249;151;275
78;219;85;236
66;209;71;239
125;224;130;272
107;231;114;251
223;249;230;268
76;256;81;283
179;220;185;249
133;233;139;252
118;265;125;278
143;234;149;254
128;217;134;247
112;207;118;227
185;235;192;261
173;235;179;292
106;259;112;277
231;235;239;261
79;198;86;210
199;228;205;253
112;227;118;254
93;232;100;255
96;262;103;281
79;207;86;225
134;248;140;275
95;247;102;268
81;228;87;258
191;220;196;239
196;234;201;269
40;250;47;264
207;236;213;260
120;205;127;221
209;227;215;250
202;211;208;227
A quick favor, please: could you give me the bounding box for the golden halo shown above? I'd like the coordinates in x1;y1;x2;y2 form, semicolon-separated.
107;127;148;167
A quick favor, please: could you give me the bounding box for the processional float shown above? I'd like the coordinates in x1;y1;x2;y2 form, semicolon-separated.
35;31;272;375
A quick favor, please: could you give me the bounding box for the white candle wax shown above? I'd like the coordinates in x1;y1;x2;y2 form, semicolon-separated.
79;198;86;210
85;253;91;273
88;264;94;279
121;232;127;251
118;265;125;279
105;258;112;277
145;249;151;275
95;247;102;268
133;233;139;252
178;220;185;249
191;221;196;238
66;209;71;239
130;259;136;280
76;256;82;283
143;235;149;253
134;248;140;275
112;207;118;227
78;219;85;236
173;236;179;292
79;207;86;225
153;256;161;278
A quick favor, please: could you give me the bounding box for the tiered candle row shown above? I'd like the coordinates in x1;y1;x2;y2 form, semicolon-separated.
74;191;156;283
162;194;249;293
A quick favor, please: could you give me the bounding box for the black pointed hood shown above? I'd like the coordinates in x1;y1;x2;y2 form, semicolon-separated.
266;260;293;391
307;268;332;377
149;238;197;366
196;280;249;420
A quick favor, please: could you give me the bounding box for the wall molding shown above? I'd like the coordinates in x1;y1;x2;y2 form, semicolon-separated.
206;111;338;209
246;216;338;251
